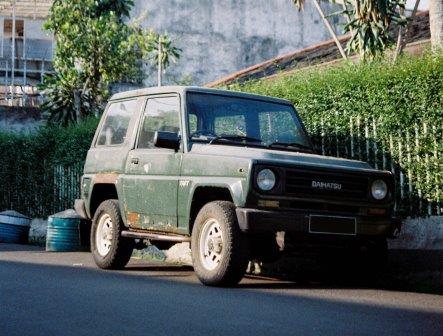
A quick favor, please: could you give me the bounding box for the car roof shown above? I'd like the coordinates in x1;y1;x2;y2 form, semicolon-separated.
109;86;292;105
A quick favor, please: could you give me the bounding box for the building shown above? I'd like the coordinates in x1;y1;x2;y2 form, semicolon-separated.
0;0;53;107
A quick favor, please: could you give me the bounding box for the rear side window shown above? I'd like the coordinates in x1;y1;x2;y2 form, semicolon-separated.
97;99;137;146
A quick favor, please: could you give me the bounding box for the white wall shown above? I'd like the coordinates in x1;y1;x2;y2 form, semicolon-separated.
132;0;342;85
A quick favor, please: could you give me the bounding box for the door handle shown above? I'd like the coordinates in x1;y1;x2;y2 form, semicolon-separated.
131;157;139;164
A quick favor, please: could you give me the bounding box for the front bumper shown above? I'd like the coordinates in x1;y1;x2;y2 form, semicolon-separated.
236;208;401;238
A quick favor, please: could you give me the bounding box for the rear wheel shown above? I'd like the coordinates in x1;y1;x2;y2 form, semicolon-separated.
91;199;134;270
191;201;249;286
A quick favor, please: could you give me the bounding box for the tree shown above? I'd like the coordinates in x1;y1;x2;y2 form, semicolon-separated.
429;0;443;48
292;0;406;60
40;0;180;125
148;33;182;86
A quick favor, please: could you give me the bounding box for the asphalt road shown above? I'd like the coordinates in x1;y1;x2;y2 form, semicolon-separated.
0;243;442;336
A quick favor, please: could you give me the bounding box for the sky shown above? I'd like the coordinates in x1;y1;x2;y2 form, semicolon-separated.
406;0;429;10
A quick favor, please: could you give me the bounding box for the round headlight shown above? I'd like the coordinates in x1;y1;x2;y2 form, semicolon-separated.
257;169;276;191
371;179;388;200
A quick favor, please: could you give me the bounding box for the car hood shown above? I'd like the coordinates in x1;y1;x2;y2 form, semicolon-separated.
189;144;377;173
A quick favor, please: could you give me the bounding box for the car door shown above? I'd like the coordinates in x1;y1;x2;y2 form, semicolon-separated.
121;95;182;233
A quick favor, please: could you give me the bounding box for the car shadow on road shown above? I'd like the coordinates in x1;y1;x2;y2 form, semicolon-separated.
238;252;443;295
239;274;386;290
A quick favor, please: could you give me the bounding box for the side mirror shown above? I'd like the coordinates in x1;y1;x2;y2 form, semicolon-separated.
153;131;180;151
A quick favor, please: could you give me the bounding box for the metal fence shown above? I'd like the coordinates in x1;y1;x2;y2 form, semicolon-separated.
308;116;443;217
0;161;83;218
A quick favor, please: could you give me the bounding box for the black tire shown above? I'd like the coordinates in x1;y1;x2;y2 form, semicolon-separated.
191;201;249;287
91;199;134;270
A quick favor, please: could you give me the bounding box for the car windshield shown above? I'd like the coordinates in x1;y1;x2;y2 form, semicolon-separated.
186;92;312;151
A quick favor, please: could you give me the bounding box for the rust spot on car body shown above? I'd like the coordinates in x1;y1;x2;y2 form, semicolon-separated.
94;173;119;184
127;212;140;225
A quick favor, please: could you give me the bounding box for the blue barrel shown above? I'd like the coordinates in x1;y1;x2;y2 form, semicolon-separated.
0;210;31;244
46;209;86;252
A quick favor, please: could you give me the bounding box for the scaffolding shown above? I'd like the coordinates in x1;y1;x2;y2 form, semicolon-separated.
0;0;53;106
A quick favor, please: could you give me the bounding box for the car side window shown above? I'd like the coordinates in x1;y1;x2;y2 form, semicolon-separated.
97;99;137;146
137;96;181;149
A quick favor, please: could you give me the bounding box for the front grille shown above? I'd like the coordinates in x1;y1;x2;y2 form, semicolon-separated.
279;200;361;215
284;168;369;201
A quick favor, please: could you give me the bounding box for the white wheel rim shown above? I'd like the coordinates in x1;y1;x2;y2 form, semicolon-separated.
199;218;224;271
96;213;114;257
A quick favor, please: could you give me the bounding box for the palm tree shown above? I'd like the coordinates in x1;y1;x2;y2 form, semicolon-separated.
147;33;182;86
292;0;406;59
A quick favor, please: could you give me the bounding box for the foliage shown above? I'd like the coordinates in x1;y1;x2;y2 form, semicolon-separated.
127;29;182;75
0;119;99;217
230;52;442;132
343;0;406;59
40;0;140;125
229;52;443;216
39;71;95;125
40;0;181;126
147;33;182;70
95;0;134;19
291;0;406;59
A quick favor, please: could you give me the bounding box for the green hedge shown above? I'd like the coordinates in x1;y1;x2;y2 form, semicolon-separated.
0;118;99;217
230;52;443;216
229;53;442;133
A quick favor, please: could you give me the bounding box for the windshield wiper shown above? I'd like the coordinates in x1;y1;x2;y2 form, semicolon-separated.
209;135;262;144
268;141;313;152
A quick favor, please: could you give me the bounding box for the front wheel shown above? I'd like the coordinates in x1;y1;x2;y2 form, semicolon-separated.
191;201;249;286
91;199;134;270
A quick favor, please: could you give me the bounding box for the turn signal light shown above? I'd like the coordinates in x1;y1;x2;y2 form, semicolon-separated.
258;200;280;208
368;208;387;216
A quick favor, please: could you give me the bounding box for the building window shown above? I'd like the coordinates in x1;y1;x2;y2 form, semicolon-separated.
4;19;24;38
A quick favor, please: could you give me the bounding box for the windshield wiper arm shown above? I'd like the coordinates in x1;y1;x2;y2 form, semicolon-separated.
209;135;262;144
268;141;313;152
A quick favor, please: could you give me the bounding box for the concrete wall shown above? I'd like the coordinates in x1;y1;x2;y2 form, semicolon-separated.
132;0;342;86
